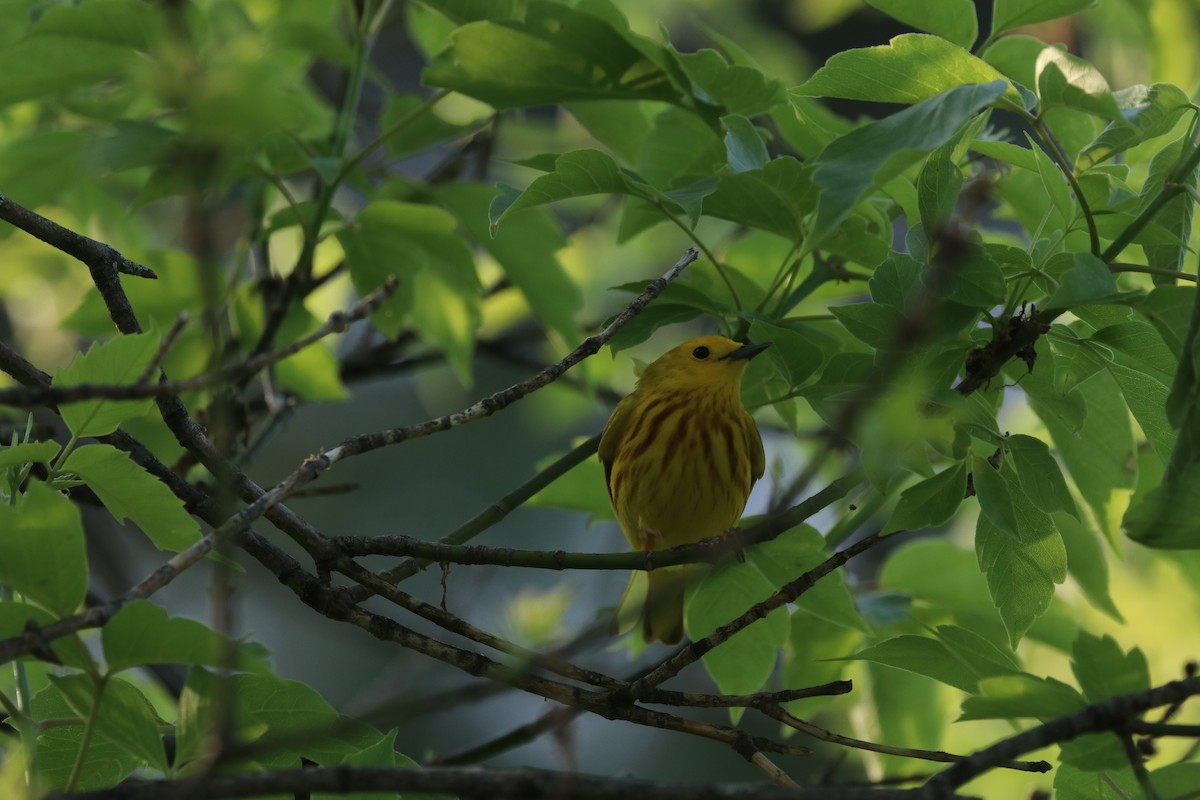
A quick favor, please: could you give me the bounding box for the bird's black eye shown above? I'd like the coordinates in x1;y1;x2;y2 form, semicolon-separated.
692;346;710;360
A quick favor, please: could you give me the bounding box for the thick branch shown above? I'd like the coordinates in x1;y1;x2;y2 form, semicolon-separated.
47;764;945;800
0;192;157;279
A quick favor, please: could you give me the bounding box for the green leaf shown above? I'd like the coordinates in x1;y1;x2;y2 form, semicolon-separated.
672;48;786;116
415;0;522;24
0;36;137;109
51;674;167;772
34;686;140;791
685;559;790;705
1055;511;1121;621
830;302;905;349
422;2;676;109
379;93;487;158
701;157;815;240
989;0;1098;40
721;114;768;173
54;333;160;438
747;525;867;633
1022;360;1135;544
869;251;922;309
62;444;201;553
102;600;235;673
490;149;661;230
0;440;60;471
1122;461;1200;548
975;510;1067;647
794;35;1013;105
865;0;978;48
747;320;825;389
178;669;380;768
566;100;654;165
1070;632;1149;703
848;625;1017;694
1138;137;1200;282
981;34;1044;92
1029;134;1074;230
783;613;862;717
439;183;579;343
0;481;87;616
917;142;963;234
1007;434;1078;518
848;635;978;692
1079;83;1192;168
29;0;159;49
959;673;1085;720
339;201;481;381
1036;46;1123;122
941;246;1007;309
529;443;614;522
1055;763;1138;800
884;460;968;533
1043;253;1121;309
972;454;1018;538
808;81;1007;248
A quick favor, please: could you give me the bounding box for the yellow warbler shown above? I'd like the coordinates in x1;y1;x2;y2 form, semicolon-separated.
599;335;768;644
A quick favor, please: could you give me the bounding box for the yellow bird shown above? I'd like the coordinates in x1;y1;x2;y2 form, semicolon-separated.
599;335;768;644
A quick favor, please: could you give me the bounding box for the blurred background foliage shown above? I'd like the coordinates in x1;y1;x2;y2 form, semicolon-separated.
2;0;1200;797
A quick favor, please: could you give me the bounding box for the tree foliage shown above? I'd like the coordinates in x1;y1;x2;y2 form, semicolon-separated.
1;0;1200;798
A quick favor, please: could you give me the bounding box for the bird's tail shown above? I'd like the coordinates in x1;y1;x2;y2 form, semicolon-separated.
612;566;696;645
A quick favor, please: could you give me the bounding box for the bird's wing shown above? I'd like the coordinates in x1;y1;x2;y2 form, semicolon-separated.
743;408;766;488
599;392;639;499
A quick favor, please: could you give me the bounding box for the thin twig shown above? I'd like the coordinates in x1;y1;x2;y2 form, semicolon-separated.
762;705;1049;774
0;280;397;407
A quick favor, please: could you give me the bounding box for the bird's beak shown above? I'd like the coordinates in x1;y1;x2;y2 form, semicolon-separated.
723;341;771;361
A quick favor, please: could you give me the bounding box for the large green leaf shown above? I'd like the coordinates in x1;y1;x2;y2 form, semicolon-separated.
423;2;676;109
865;0;978;48
0;481;87;616
490;149;667;231
1036;47;1123;123
672;48;785;116
103;600;236;673
701;156;815;240
1070;632;1149;703
50;674;167;772
54;333;160;438
339;201;481;381
685;559;790;713
959;673;1085;720
975;509;1067;647
794;35;1013;105
439;183;580;343
748;525;867;633
1078;83;1192;169
884;460;968;533
807;81;1007;248
63;444;202;553
989;0;1098;41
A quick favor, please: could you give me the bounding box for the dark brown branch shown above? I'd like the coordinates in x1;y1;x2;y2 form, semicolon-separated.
0;192;157;279
45;764;947;800
955;307;1052;396
924;676;1200;794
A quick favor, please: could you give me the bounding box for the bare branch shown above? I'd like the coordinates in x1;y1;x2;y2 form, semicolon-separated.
0;191;157;279
44;764;950;800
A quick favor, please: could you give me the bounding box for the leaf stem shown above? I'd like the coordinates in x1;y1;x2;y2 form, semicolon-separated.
64;675;109;793
1110;263;1197;282
1102;130;1200;263
1027;112;1101;257
653;201;742;311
